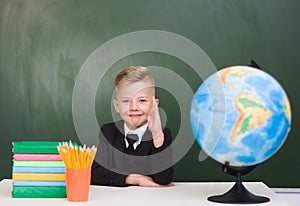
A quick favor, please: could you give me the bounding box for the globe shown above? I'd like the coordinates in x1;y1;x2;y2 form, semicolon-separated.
190;66;291;167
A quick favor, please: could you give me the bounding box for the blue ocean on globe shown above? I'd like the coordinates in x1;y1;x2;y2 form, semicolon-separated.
190;66;291;167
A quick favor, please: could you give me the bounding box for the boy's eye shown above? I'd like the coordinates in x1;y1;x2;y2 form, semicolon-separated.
122;100;129;103
139;99;147;103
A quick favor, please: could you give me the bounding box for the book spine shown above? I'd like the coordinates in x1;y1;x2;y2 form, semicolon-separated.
13;160;65;167
13;154;62;161
13;181;66;187
13;147;59;154
12;166;65;173
12;186;66;198
12;173;65;181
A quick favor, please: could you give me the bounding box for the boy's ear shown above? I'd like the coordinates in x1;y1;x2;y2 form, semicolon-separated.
113;99;120;113
155;98;159;106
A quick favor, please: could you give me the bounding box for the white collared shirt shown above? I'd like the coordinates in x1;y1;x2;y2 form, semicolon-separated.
124;123;148;150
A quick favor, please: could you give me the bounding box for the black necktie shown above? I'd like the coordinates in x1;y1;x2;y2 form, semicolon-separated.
126;134;139;154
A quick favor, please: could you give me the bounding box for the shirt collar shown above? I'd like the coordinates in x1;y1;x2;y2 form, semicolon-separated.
124;123;148;148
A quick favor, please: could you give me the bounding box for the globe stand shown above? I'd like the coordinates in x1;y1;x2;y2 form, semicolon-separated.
208;162;270;204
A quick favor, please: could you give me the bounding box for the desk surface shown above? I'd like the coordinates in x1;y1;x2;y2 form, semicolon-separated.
0;179;292;206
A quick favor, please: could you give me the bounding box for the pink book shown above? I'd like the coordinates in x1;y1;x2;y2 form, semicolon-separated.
13;154;62;161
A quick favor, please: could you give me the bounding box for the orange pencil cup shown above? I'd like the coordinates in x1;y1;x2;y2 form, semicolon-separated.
66;168;91;202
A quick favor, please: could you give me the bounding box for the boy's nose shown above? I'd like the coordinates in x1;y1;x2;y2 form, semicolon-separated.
129;100;138;110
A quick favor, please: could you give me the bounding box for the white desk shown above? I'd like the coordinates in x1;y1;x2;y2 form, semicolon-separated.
0;179;292;206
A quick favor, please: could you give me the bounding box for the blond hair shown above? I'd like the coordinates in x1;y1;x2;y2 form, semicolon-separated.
114;66;155;89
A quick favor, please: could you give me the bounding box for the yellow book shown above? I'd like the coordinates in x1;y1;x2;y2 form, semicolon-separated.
12;173;65;181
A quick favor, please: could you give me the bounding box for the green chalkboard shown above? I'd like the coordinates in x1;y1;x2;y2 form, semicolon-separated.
1;0;299;188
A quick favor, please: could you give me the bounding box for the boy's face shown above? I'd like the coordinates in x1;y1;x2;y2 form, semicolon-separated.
113;79;157;130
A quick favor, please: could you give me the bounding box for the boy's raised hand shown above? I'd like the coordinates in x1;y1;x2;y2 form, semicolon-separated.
147;96;164;148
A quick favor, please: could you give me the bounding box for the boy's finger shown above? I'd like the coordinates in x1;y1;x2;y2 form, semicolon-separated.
152;96;158;108
152;96;156;108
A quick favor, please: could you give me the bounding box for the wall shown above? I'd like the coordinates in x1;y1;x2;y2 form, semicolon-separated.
0;0;299;187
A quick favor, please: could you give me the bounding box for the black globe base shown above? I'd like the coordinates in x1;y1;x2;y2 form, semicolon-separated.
208;181;270;204
208;162;270;204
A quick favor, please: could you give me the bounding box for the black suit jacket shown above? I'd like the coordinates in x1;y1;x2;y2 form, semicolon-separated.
91;120;174;187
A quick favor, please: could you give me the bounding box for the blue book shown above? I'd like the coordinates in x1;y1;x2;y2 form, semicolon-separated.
12;166;65;173
13;181;66;187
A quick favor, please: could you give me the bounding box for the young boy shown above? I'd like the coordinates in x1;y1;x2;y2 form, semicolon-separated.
91;66;174;187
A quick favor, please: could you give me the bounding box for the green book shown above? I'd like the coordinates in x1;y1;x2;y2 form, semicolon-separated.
13;160;65;167
12;186;66;198
12;141;60;154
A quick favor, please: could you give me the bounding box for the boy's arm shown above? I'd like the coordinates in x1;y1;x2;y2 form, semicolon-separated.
125;127;174;187
150;128;174;185
148;96;164;148
125;174;160;187
91;126;127;187
91;160;127;186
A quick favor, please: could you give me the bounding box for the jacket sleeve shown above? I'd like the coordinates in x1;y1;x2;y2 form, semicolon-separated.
91;125;128;187
150;128;174;185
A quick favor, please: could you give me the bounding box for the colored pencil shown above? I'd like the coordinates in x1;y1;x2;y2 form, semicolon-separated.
57;141;97;169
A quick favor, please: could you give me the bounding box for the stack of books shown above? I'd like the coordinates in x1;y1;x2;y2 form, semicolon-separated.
12;141;67;198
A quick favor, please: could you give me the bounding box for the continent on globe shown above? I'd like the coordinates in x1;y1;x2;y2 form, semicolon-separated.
284;98;292;121
230;91;271;143
220;67;255;87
